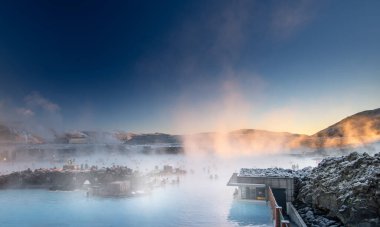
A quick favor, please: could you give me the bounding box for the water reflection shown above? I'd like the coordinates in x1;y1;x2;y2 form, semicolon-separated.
228;200;272;226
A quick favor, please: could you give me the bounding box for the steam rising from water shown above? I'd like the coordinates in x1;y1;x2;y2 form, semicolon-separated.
174;79;290;157
173;77;380;156
312;115;380;148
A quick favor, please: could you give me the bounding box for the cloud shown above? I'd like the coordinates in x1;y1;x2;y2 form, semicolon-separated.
173;79;254;134
207;0;254;66
135;1;257;82
134;0;322;157
16;108;35;117
25;92;60;112
0;92;64;140
271;0;319;39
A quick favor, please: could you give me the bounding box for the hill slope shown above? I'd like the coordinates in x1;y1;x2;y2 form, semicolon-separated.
307;108;380;148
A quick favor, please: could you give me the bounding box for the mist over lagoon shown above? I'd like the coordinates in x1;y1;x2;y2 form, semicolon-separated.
0;140;378;226
0;146;319;227
1;0;380;226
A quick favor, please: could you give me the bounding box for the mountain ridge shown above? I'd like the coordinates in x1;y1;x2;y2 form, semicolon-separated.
1;108;379;149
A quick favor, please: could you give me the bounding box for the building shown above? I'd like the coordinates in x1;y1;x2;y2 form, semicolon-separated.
67;131;88;144
105;181;131;195
163;165;173;173
227;168;295;211
90;180;131;197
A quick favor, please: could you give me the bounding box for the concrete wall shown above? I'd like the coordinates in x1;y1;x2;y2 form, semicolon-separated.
236;176;294;202
287;202;307;227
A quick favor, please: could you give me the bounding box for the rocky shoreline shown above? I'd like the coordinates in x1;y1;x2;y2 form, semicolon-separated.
0;166;136;191
292;200;344;227
0;163;187;193
297;152;380;226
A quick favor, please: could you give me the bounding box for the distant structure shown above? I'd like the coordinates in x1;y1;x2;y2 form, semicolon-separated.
83;180;91;189
63;159;78;170
163;165;173;173
67;132;88;144
90;180;131;197
105;181;131;195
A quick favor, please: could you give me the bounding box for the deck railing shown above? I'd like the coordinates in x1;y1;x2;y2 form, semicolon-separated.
268;186;290;227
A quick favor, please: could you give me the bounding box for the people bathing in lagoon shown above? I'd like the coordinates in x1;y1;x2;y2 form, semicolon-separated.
209;174;218;180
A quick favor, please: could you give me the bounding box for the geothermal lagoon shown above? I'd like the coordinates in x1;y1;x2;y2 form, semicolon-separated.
0;182;270;226
0;153;317;227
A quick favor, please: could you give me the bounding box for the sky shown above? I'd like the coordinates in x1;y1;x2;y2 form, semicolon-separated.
0;0;379;135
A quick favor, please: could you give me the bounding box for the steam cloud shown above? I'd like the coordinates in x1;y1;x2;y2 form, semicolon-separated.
164;1;319;156
0;92;63;141
25;92;60;113
155;1;377;157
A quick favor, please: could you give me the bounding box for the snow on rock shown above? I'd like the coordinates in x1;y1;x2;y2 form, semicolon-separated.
297;152;380;226
239;167;312;178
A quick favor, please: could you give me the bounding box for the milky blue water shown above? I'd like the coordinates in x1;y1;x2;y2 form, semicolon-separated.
0;152;321;227
0;174;272;227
